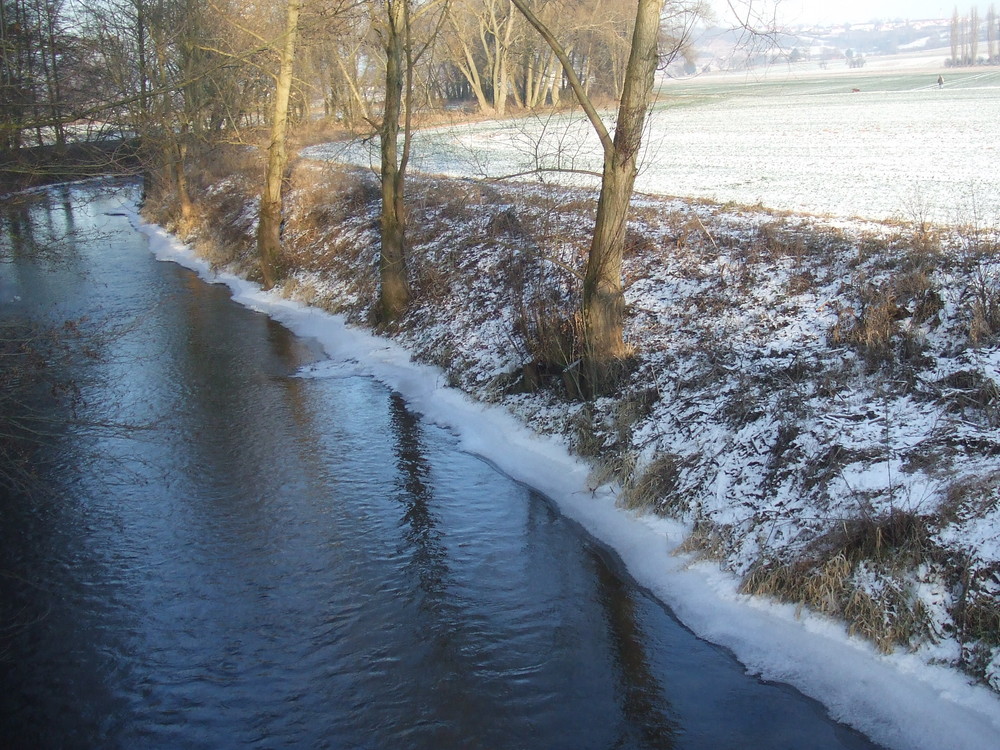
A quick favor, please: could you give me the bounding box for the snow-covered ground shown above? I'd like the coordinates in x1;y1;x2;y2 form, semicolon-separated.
303;60;1000;226
134;206;1000;750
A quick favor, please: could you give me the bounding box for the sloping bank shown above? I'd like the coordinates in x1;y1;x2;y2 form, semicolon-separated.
142;150;1000;745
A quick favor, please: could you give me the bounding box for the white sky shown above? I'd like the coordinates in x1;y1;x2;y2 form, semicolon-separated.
717;0;956;26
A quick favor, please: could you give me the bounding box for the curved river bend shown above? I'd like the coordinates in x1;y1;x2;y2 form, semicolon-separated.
0;183;882;749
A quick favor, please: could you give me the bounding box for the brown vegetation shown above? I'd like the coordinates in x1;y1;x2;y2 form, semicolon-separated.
743;510;933;652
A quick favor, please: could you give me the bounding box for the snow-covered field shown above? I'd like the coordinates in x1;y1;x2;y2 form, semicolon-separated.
303;56;1000;226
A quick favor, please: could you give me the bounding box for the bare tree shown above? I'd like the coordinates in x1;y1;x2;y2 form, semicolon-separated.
961;12;970;64
444;0;519;114
996;5;1000;61
301;4;373;127
257;0;301;289
87;0;256;219
0;0;79;153
374;0;445;321
951;6;960;64
970;6;980;63
510;0;702;388
987;4;996;62
376;0;410;320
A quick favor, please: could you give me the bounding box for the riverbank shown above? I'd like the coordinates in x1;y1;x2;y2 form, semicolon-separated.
145;145;1000;698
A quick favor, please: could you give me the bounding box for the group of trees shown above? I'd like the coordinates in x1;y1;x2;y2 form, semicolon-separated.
2;0;710;389
949;4;1000;65
0;0;99;152
442;0;659;115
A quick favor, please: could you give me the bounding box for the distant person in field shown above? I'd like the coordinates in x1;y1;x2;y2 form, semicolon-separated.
938;75;944;88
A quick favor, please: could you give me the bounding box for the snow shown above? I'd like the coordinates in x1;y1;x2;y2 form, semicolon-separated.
130;209;1000;750
303;65;1000;226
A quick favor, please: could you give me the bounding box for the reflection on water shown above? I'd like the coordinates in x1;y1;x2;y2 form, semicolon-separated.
594;554;679;747
389;392;448;597
0;183;883;749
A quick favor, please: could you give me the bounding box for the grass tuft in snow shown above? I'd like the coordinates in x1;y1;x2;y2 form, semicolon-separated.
742;509;934;653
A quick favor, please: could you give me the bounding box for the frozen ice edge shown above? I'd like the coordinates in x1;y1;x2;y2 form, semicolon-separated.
132;210;1000;750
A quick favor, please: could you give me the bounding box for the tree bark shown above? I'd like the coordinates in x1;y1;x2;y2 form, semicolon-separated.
378;0;411;322
257;0;301;290
151;19;193;229
334;53;371;125
453;31;494;114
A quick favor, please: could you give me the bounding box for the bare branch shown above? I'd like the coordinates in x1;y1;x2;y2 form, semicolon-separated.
508;0;614;157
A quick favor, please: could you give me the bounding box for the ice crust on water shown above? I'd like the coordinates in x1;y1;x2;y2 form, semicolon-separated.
133;212;1000;750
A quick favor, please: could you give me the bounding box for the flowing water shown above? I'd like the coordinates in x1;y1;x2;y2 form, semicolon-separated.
0;182;882;749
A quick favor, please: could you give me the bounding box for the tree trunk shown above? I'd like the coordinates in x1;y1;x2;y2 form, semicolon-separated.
583;0;663;379
988;8;996;61
257;0;301;290
584;156;629;367
495;54;508;115
378;0;411;322
492;4;515;116
454;32;494;114
334;54;371;124
549;64;561;105
151;18;193;230
513;0;665;389
174;138;193;225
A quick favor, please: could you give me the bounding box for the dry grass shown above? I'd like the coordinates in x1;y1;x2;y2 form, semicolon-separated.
187;143;262;192
939;472;1000;525
967;269;1000;347
741;509;933;653
935;474;1000;676
933;369;1000;428
588;450;638;494
959;586;1000;646
621;452;683;511
676;523;732;560
830;285;904;362
289;163;379;235
569;404;603;457
830;266;942;368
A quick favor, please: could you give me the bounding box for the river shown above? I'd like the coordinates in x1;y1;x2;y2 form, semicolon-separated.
0;182;882;748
